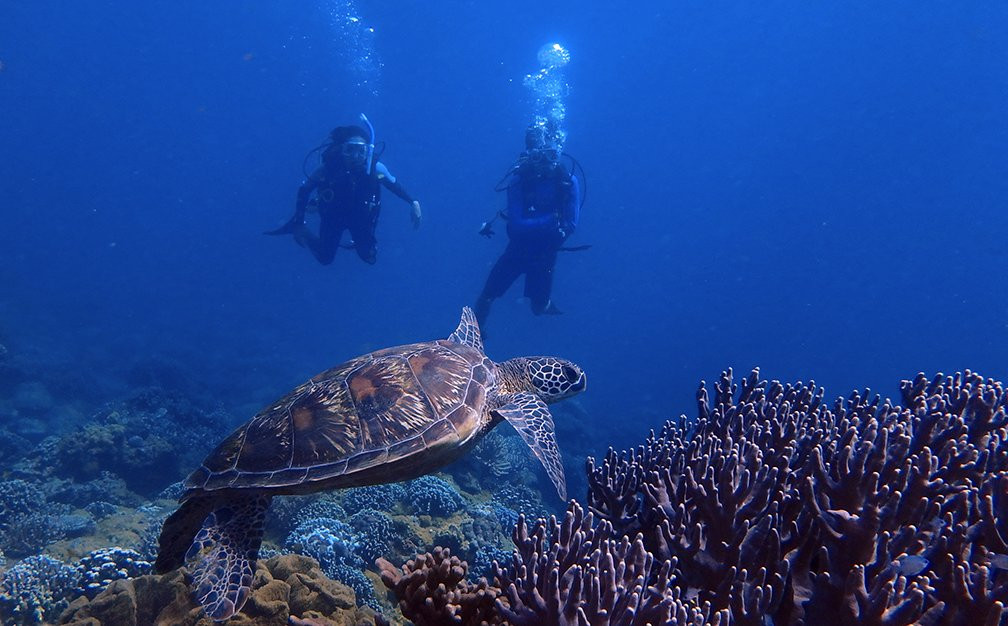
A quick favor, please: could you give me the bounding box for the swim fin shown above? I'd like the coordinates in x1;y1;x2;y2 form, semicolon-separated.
543;300;563;315
263;216;304;236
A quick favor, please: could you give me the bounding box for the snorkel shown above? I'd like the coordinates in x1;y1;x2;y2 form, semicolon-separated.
359;113;376;176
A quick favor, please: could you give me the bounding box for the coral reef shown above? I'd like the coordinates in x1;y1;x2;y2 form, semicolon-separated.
377;548;502;626
286;518;362;574
491;484;546;520
381;369;1008;626
403;475;465;517
471;430;536;480
293;498;349;530
341;484;405;514
4;512;94;558
58;553;378;625
0;554;79;624
349;509;396;566
83;501;119;521
584;368;1008;624
18;390;232;498
0;479;100;558
284;517;382;612
75;547;151;599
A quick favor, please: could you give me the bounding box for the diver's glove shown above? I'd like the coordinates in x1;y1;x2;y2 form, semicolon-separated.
410;201;422;229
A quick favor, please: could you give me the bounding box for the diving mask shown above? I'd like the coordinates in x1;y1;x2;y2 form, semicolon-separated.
527;147;559;164
342;141;368;158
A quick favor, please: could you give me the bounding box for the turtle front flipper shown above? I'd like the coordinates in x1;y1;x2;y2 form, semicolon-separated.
447;306;483;351
185;493;272;621
493;392;567;501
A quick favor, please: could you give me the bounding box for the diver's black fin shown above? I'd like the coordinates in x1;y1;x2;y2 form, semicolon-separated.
264;215;304;236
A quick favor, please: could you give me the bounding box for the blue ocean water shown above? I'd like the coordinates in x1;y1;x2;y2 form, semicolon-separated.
1;1;1007;622
2;1;1006;449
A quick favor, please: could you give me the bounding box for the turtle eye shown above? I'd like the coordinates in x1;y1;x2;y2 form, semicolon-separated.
562;365;579;383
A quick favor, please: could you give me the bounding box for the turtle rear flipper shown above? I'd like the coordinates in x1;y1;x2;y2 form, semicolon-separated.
156;495;216;574
494;392;567;501
186;493;272;621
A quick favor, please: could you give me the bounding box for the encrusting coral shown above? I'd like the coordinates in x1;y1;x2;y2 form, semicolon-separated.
58;553;378;626
379;369;1008;625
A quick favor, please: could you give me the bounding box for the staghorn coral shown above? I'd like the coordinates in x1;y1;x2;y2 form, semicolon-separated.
377;547;503;626
382;369;1008;625
493;504;686;626
378;505;709;626
585;368;1008;625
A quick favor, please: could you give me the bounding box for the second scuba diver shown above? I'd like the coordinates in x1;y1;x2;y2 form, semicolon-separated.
474;122;582;328
267;118;422;265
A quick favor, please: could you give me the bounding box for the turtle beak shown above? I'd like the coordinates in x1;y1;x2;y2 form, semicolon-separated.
571;372;587;394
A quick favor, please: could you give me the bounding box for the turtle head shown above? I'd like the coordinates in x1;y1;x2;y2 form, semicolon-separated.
504;356;586;403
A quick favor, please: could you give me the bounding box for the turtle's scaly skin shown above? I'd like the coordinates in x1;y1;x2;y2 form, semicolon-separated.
184;340;497;498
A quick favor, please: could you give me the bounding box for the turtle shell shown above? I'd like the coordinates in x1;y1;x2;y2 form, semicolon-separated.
185;339;495;494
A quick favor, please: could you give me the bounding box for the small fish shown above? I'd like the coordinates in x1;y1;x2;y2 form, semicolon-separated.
895;554;929;576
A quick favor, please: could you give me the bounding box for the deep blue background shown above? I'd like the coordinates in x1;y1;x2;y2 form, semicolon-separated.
1;2;1006;453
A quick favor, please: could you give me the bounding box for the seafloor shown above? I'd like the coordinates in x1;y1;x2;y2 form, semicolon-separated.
0;336;1006;625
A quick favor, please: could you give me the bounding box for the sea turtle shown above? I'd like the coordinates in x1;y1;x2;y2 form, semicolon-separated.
155;307;586;621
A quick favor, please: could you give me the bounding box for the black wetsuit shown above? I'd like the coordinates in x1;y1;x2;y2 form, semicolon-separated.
295;161;414;265
475;164;581;325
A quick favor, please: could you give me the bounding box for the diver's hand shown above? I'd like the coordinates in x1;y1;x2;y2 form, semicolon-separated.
479;222;495;238
410;201;422;229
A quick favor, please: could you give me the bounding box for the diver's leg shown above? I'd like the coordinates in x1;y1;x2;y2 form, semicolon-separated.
525;249;560;315
306;214;340;265
348;219;377;265
475;245;523;326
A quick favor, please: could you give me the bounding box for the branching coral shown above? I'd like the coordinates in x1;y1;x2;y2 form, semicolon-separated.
382;369;1008;626
585;368;1008;625
377;547;503;626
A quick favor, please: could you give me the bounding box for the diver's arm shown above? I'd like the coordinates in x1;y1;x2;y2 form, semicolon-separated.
375;162;415;203
376;162;421;227
560;174;581;238
504;177;556;236
294;174;321;220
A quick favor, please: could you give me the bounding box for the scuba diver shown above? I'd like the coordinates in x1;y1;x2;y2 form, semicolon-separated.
474;122;583;328
266;116;422;265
